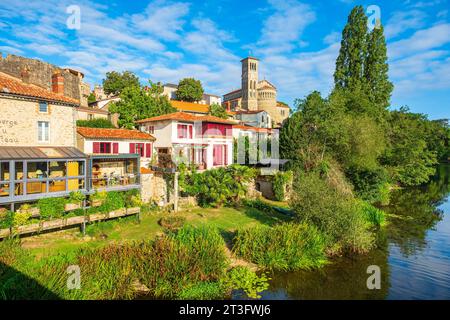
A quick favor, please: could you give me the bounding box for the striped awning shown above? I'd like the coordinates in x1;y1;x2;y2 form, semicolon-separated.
0;146;87;160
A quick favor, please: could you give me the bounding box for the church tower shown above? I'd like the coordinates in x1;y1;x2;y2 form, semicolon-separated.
241;57;259;111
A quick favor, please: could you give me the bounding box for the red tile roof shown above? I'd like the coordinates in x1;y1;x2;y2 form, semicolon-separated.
0;72;79;105
136;111;236;125
233;124;273;133
77;127;155;141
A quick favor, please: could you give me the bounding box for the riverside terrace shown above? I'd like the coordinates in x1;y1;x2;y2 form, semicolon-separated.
0;146;140;211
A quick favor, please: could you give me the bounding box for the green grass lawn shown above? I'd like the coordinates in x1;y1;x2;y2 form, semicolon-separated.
20;205;290;258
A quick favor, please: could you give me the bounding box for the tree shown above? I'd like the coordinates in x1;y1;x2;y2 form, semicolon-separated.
365;25;393;113
382;108;439;186
76;118;115;128
334;5;368;91
103;71;140;96
208;103;228;119
87;92;96;104
175;78;204;102
109;81;176;129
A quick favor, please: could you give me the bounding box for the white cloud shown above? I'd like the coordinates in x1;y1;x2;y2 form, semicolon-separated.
256;0;316;54
323;31;340;45
388;23;450;59
384;10;427;39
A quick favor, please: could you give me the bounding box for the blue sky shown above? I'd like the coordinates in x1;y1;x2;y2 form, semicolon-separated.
0;0;449;119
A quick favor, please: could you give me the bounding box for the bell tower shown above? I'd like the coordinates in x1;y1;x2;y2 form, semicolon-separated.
241;57;259;111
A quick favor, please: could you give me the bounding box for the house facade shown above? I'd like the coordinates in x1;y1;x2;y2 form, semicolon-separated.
234;110;272;128
137;112;234;170
0;71;141;210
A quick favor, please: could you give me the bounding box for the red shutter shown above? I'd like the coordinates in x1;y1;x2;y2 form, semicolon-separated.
93;142;100;153
130;143;135;154
113;143;119;154
224;145;228;165
189;126;193;139
177;124;183;138
146;143;151;158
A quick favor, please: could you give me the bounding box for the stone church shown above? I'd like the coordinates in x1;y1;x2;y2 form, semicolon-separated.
222;57;290;127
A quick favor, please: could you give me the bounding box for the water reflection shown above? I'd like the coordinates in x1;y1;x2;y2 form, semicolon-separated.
258;164;450;300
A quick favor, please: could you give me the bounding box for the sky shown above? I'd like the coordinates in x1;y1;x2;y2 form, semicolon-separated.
0;0;449;120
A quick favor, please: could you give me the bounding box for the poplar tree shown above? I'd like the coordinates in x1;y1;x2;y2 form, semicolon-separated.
334;5;368;91
365;25;393;112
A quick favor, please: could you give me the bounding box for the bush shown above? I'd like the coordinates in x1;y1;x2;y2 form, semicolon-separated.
68;191;86;204
158;215;186;232
346;167;390;204
233;223;327;271
179;164;256;207
221;267;270;299
272;171;293;201
37;197;66;220
360;201;386;227
290;172;375;254
76;118;115;128
12;211;32;227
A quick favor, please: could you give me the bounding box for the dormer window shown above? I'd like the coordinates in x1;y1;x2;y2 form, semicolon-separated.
39;102;48;113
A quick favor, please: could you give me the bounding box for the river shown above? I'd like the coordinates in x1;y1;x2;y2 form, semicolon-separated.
258;164;450;300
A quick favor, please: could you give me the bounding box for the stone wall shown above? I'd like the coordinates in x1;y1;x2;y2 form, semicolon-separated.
141;172;169;205
0;53;87;106
0;97;77;147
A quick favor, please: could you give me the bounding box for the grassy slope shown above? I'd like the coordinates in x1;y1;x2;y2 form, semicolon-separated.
20;205;290;259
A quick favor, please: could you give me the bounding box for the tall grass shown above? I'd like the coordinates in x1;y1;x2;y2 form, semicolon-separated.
233;223;327;271
0;226;229;300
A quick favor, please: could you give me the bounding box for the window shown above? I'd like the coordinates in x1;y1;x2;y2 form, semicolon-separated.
38;121;50;142
88;114;94;120
100;142;111;154
213;145;228;166
147;125;154;134
177;124;192;139
39;102;48;113
130;143;145;157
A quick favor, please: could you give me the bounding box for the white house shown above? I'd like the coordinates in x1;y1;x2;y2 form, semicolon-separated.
137;112;234;170
234;110;272;128
76;127;156;168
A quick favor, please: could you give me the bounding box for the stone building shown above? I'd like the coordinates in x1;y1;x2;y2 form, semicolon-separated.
0;53;90;107
222;57;290;128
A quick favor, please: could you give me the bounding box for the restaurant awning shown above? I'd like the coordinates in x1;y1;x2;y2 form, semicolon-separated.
0;146;87;160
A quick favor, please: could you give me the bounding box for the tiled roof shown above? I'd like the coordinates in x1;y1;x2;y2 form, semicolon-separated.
171;100;209;114
233;124;273;133
276;103;290;109
0;72;79;105
77;127;155;141
136;111;236;125
77;106;109;114
223;89;242;97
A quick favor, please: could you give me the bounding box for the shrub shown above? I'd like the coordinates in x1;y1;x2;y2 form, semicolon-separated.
221;266;270;299
37;197;66;220
76;118;115;128
272;171;293;201
346;167;390;204
158;215;186;232
0;210;13;229
360;201;386;227
68;191;86;204
233;223;327;271
179;164;256;207
290;172;375;254
12;210;32;227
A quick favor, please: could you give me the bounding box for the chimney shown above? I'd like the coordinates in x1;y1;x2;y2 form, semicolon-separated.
52;71;64;95
20;67;31;83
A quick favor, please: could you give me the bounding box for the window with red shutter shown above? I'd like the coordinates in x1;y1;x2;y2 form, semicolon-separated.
93;142;100;153
189;125;193;139
146;143;151;158
113;143;119;154
130;143;135;154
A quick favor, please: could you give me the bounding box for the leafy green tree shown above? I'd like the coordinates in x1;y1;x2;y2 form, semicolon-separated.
109;81;176;129
334;5;368;91
208;103;228;119
87;92;96;104
76;118;115;128
365;25;393;113
175;78;204;102
103;71;140;96
382;108;439;186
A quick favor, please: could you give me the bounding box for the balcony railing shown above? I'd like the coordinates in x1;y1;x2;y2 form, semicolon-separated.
90;173;140;190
